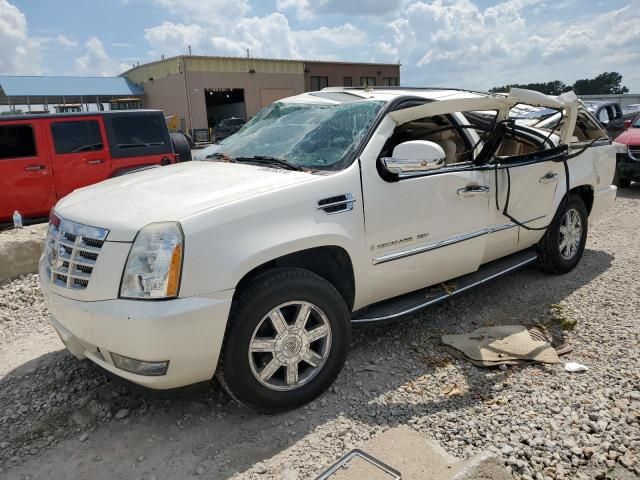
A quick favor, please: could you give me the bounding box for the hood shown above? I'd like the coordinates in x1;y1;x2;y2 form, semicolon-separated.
615;127;640;145
55;161;316;241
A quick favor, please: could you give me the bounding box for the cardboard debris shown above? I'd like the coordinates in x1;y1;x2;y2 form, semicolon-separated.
442;325;568;367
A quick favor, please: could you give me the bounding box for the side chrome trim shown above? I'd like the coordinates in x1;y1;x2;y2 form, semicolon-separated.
353;254;538;324
372;215;546;265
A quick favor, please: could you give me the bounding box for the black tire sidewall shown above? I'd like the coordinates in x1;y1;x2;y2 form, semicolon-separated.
545;195;588;273
169;132;192;162
220;269;351;411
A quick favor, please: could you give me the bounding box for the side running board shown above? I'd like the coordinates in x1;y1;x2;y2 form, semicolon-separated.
351;249;538;324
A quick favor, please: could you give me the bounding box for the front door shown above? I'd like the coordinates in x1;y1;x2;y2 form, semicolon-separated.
46;117;111;199
0;120;54;221
362;163;494;305
358;101;505;306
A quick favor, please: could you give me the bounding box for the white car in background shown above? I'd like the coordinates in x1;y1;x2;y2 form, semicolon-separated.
39;87;616;411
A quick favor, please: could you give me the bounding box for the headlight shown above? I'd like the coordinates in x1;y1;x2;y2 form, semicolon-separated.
120;222;184;299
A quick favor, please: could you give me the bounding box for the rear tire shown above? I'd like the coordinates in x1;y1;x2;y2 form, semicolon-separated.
217;268;351;412
169;132;192;162
537;194;588;274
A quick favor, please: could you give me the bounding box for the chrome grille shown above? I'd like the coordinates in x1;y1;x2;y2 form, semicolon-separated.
45;216;109;290
628;145;640;161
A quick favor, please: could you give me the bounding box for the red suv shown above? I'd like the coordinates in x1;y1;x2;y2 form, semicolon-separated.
0;110;191;223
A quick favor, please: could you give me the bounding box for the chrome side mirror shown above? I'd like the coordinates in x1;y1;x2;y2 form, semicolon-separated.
382;140;447;177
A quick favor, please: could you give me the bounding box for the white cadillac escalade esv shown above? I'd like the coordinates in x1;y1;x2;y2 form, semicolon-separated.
39;87;617;411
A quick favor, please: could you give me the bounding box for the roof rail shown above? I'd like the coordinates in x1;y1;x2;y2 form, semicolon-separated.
321;86;492;96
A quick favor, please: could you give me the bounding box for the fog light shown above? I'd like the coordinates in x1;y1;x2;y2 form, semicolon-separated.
111;352;169;376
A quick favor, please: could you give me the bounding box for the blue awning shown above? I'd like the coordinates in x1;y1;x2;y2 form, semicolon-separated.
0;75;143;97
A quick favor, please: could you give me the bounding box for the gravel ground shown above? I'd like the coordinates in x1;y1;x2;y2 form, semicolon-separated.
1;187;639;480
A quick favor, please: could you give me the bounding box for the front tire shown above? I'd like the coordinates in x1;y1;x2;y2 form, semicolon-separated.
217;268;351;412
537;194;588;274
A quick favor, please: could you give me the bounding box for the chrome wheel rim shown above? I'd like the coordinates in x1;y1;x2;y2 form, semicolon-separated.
559;208;583;260
248;301;332;391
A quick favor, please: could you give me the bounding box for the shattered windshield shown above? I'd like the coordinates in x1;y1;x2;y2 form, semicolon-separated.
205;100;384;170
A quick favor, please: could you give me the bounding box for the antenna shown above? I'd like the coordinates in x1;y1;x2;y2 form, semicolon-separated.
246;48;250;58
188;45;192;56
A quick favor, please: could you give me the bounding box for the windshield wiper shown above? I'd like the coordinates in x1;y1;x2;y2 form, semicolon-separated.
205;152;236;161
235;155;303;171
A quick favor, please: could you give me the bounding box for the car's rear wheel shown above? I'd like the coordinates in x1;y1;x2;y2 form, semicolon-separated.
169;132;192;162
217;268;351;412
537;194;588;274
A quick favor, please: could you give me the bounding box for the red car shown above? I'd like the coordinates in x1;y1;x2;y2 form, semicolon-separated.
614;114;640;188
0;110;191;223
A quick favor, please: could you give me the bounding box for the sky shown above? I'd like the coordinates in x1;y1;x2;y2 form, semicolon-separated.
1;0;639;91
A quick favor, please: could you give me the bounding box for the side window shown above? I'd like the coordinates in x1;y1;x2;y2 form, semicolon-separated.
111;116;165;148
379;113;475;166
0;125;37;160
573;110;609;143
597;108;610;125
51;121;103;154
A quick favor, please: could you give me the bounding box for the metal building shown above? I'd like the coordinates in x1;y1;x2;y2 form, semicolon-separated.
122;55;400;132
0;75;144;113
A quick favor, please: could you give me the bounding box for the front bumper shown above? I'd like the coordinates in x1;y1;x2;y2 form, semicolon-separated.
589;185;617;224
39;256;233;389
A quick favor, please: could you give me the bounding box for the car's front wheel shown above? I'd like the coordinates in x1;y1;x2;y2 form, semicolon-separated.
217;268;351;411
537;194;588;274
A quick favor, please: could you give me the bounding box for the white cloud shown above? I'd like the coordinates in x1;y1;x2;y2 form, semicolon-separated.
72;37;130;76
144;22;206;57
277;0;402;20
0;0;42;74
374;0;640;90
152;0;250;25
143;13;368;62
56;34;78;48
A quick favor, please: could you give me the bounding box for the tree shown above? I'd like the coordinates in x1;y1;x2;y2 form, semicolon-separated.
572;72;629;95
490;72;630;96
489;80;567;95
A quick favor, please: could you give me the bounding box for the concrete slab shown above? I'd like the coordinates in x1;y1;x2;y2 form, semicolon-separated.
0;224;47;283
324;426;511;480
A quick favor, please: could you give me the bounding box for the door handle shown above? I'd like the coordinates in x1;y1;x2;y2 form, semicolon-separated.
24;164;46;171
87;159;104;165
539;172;558;184
457;185;491;197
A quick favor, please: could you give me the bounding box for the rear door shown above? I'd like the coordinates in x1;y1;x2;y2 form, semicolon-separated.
103;112;175;174
0;120;54;221
47;117;111;199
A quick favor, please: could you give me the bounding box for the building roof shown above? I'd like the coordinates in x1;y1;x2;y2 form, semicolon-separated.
121;55;400;77
0;75;144;98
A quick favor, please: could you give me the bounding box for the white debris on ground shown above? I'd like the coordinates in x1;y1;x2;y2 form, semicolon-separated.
0;189;639;480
